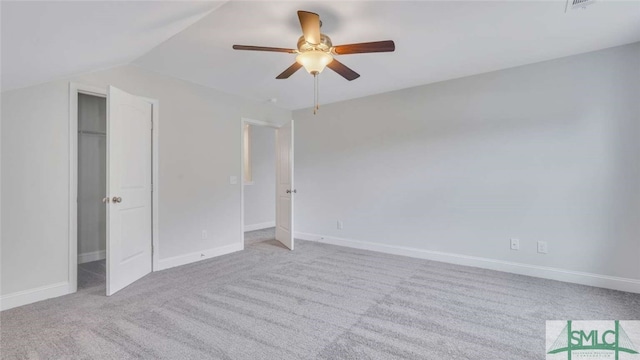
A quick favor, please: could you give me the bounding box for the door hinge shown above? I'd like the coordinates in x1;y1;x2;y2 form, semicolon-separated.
151;119;153;130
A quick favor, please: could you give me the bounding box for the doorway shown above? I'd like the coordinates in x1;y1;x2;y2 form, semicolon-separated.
240;118;294;250
243;123;276;246
77;93;107;290
69;83;160;296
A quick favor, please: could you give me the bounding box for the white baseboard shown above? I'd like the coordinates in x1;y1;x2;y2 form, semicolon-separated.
157;242;244;271
244;221;275;232
78;250;106;264
1;243;244;311
0;282;70;311
295;232;640;294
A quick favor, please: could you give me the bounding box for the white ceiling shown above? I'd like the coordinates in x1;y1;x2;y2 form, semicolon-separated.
1;1;226;91
134;0;640;109
2;1;640;109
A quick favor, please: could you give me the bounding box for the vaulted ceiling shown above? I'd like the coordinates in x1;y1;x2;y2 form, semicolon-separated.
0;1;226;90
3;1;640;110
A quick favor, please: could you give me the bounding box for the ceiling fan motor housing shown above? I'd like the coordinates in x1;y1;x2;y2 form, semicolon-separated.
297;34;333;53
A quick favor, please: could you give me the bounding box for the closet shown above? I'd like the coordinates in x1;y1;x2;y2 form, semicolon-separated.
77;93;107;275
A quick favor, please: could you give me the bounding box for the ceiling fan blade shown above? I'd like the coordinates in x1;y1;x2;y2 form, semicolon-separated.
232;45;296;53
332;40;396;55
327;59;360;81
297;10;321;45
276;62;303;79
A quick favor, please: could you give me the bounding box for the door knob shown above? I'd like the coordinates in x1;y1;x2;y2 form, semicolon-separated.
286;189;297;194
112;196;122;203
102;197;110;203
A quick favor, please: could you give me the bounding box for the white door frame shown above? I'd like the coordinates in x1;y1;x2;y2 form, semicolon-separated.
239;117;287;247
68;82;160;294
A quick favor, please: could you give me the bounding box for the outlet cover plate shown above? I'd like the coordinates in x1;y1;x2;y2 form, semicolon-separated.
537;241;548;254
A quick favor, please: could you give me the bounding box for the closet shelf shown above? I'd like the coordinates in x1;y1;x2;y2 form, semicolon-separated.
79;130;106;136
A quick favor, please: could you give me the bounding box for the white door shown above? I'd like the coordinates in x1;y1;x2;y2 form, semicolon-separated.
106;86;153;296
275;120;294;250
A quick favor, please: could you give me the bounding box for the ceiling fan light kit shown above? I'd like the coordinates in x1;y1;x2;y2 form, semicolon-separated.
233;10;395;114
296;51;333;74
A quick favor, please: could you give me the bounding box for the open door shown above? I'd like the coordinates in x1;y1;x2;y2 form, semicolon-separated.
106;86;153;295
275;120;294;250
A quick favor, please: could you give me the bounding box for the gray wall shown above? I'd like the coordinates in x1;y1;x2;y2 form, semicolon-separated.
1;65;290;297
244;125;276;228
293;42;640;280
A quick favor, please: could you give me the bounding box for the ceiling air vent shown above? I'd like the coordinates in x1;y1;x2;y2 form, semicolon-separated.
566;0;596;11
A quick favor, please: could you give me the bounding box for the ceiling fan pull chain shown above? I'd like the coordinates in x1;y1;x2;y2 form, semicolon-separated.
316;73;320;113
313;73;318;115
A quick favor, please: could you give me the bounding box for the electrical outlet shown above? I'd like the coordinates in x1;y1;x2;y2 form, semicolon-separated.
202;230;207;240
337;220;343;230
510;238;520;251
537;241;548;254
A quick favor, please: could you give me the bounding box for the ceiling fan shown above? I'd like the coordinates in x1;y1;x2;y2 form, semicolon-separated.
232;10;396;82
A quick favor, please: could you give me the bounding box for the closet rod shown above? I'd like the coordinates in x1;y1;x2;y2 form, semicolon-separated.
78;130;106;136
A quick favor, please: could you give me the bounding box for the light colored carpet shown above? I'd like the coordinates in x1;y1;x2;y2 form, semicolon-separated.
1;228;639;359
